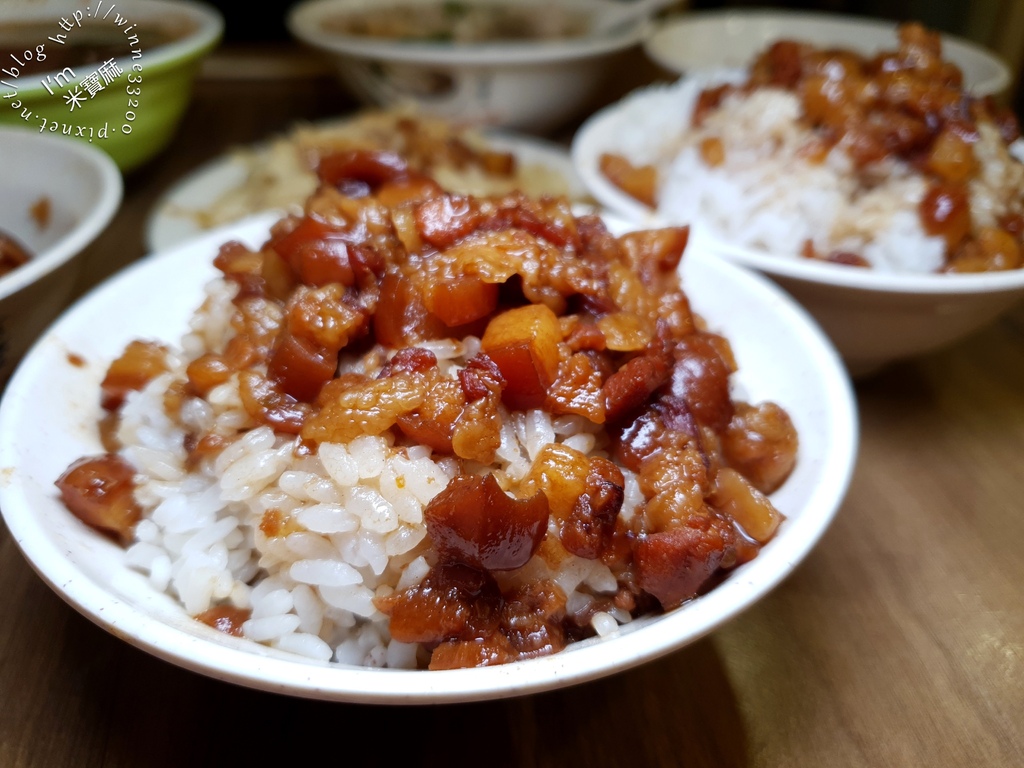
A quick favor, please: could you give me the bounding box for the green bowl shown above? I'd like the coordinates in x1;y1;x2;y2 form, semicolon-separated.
0;0;223;172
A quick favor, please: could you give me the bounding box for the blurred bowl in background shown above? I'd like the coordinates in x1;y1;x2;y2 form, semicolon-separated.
286;0;654;134
0;0;223;171
644;9;1013;97
571;75;1024;377
0;125;122;386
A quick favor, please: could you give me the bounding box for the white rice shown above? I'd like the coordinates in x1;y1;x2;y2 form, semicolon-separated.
604;72;1024;273
119;279;640;668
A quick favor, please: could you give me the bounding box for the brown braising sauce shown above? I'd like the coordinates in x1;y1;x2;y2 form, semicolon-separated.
56;150;799;669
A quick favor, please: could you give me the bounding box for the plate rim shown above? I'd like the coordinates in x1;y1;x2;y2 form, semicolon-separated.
144;123;587;254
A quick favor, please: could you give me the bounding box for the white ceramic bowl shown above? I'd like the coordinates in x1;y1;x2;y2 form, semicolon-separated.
0;125;122;386
643;8;1012;97
571;76;1024;377
286;0;653;133
0;212;857;703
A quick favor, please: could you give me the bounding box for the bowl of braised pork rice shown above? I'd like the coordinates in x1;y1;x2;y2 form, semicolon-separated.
0;145;856;702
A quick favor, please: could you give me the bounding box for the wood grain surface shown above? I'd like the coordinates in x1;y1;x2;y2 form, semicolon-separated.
1;58;1022;768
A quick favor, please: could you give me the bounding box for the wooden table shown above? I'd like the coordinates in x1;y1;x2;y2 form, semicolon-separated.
2;54;1023;768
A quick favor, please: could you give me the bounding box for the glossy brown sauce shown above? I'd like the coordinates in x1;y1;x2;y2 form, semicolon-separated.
56;150;799;668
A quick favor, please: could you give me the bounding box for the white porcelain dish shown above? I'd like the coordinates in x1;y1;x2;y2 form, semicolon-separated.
145;129;590;252
571;75;1024;377
644;9;1012;96
0;212;857;704
286;0;654;133
0;125;122;386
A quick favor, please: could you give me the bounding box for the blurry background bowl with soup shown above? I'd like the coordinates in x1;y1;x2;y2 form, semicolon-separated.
285;0;659;134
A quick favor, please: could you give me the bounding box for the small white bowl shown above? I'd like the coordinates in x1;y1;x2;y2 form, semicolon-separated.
571;76;1024;377
644;8;1012;97
0;212;856;703
0;125;122;385
286;0;653;133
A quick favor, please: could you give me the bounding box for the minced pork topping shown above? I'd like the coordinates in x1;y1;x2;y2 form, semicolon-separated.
601;23;1024;272
57;149;797;669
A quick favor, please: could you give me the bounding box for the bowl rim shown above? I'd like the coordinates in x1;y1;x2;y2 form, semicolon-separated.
690;231;1024;295
286;0;653;65
0;0;224;91
571;74;1024;296
643;7;1013;96
0;212;858;704
0;124;122;301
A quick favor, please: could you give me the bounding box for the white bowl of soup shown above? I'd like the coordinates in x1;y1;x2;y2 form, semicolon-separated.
286;0;654;134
